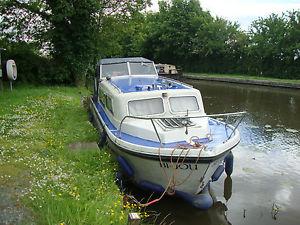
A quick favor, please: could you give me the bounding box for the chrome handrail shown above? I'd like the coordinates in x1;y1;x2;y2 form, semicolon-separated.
118;111;247;143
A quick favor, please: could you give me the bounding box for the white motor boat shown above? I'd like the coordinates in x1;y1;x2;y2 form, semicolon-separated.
89;57;245;209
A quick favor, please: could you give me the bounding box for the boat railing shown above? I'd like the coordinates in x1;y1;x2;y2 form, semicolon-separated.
118;111;247;144
100;77;122;93
158;76;193;88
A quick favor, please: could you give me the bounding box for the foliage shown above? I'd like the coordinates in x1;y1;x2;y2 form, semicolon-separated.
0;0;299;82
138;0;247;74
0;0;151;85
248;11;300;78
0;41;62;84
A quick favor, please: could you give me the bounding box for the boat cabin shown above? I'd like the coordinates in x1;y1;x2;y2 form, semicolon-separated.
95;57;209;143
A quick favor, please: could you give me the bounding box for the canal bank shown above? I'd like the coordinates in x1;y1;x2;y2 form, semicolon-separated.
0;86;127;225
183;74;300;89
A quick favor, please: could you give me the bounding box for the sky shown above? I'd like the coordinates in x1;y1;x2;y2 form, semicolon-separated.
149;0;300;31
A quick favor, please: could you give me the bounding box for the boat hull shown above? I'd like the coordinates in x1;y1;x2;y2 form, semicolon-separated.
89;98;239;208
107;136;232;195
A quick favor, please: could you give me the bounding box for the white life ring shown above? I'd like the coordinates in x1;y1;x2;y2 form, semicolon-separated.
6;60;17;81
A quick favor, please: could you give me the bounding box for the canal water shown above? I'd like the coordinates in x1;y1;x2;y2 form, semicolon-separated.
127;80;300;225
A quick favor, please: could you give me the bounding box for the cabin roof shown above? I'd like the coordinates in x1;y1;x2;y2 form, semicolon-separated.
98;57;153;65
109;76;189;93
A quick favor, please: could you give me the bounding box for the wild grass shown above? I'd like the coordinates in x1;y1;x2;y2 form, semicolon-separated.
0;85;146;224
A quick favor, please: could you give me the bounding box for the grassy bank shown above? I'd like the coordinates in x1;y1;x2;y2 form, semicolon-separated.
0;85;141;224
184;72;300;83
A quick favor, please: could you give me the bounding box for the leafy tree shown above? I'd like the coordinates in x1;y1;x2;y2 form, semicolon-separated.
247;10;300;78
0;0;150;85
141;0;212;65
140;0;245;73
284;10;300;78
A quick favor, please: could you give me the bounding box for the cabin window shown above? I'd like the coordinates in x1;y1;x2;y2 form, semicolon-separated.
106;96;113;114
99;90;106;106
169;96;199;112
130;62;157;75
102;63;129;77
128;98;164;116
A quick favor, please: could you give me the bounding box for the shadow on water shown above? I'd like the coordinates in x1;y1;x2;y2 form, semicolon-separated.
122;80;300;225
122;176;233;225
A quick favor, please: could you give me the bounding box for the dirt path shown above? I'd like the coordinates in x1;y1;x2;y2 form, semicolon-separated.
0;186;33;225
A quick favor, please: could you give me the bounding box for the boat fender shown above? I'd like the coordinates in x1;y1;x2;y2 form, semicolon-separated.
224;151;234;176
176;184;213;210
118;155;134;178
224;176;232;201
211;164;225;182
138;180;164;193
98;131;107;148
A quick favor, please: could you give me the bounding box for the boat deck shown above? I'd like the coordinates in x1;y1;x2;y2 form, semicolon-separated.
109;76;188;93
94;102;233;151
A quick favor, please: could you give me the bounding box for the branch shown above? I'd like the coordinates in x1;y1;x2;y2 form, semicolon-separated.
10;0;51;21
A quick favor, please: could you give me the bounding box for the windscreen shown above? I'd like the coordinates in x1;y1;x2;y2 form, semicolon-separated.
101;63;129;78
130;62;157;75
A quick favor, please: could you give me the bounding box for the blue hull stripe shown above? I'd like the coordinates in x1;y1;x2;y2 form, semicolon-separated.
94;102;232;149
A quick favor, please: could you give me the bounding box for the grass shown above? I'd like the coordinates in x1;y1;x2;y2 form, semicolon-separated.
0;84;148;224
184;72;300;83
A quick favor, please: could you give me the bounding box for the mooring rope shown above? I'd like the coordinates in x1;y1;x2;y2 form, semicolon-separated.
130;136;210;207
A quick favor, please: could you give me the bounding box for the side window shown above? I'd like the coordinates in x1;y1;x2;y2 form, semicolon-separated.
128;98;164;116
106;96;113;115
100;90;113;114
169;96;199;112
99;90;106;106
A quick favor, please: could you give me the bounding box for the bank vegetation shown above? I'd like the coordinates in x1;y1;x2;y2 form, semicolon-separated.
0;0;299;85
0;86;151;224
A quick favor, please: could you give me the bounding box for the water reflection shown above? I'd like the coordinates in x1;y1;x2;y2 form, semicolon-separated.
189;80;300;225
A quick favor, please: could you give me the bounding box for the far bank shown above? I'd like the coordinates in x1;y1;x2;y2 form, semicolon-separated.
182;74;300;89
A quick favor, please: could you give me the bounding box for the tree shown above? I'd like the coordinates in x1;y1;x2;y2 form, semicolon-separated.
141;0;212;65
140;0;245;73
248;10;300;78
0;0;150;85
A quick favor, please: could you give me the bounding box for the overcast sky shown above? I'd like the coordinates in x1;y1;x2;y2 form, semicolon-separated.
149;0;300;31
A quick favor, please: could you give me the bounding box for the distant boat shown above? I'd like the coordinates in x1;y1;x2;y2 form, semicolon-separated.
155;63;181;79
89;57;245;209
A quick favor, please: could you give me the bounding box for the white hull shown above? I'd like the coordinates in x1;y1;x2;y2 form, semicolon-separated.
90;100;239;195
91;57;244;208
109;139;230;195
